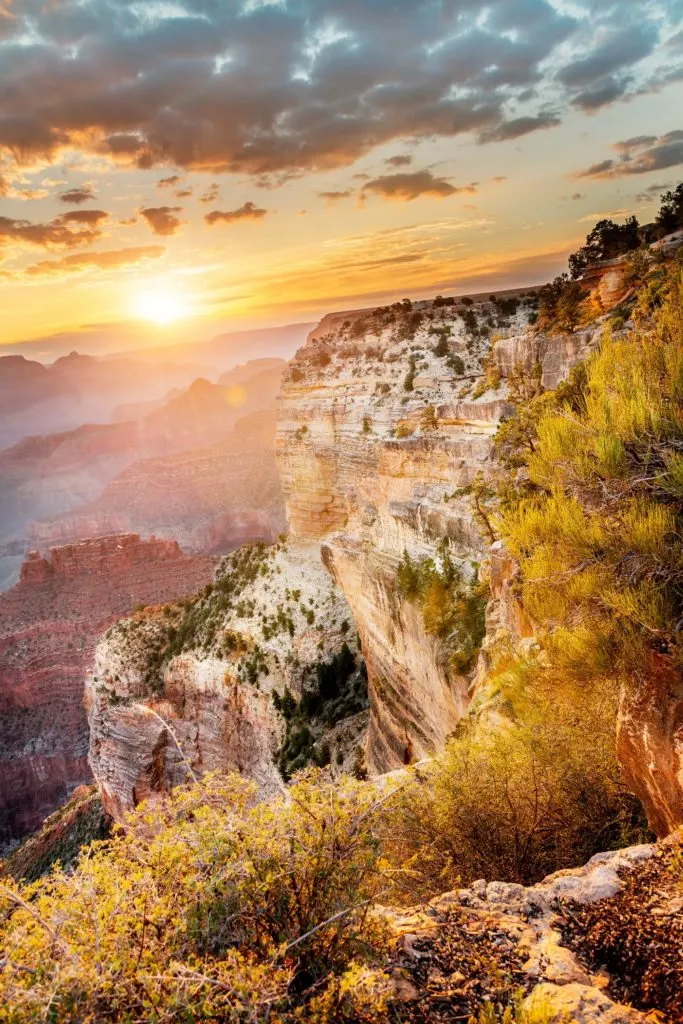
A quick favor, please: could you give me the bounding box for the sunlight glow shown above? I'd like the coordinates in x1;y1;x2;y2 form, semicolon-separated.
132;288;189;324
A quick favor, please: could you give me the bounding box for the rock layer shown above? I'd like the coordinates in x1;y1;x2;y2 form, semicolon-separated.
85;539;356;818
0;535;214;851
276;300;593;771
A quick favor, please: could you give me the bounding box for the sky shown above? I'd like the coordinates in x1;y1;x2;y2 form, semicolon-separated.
0;0;682;355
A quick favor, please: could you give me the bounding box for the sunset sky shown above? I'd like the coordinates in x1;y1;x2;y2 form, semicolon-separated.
1;0;682;355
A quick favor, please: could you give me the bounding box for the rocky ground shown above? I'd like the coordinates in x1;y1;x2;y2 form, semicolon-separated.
382;835;683;1023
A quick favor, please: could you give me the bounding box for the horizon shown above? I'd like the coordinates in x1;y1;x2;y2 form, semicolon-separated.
1;1;682;355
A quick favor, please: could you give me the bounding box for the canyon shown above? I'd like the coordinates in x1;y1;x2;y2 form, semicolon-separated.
27;410;286;555
0;534;214;852
84;292;599;811
275;298;596;771
0;360;285;586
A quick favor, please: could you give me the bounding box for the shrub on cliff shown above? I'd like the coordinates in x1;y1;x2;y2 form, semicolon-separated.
501;270;682;689
396;547;488;673
0;772;394;1023
381;668;649;897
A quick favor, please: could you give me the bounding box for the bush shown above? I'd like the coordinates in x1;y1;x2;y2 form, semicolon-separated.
396;548;488;672
403;354;417;391
501;272;683;686
382;669;650;897
0;772;391;1023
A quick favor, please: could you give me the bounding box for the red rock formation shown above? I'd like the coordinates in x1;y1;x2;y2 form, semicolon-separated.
616;656;683;837
27;411;286;555
0;535;215;852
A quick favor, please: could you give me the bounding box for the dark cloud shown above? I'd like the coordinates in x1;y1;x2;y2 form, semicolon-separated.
570;76;632;112
0;209;108;248
199;184;220;204
557;24;658;88
140;206;184;235
385;155;413;167
636;182;672;201
175;188;193;198
58;184;96;204
479;113;561;143
0;0;663;179
157;175;182;189
573;129;683;178
361;170;475;201
205;202;267;226
318;190;353;202
22;246;165;277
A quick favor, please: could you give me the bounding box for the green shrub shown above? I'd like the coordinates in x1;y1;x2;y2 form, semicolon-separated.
396;548;488;672
382;668;650;897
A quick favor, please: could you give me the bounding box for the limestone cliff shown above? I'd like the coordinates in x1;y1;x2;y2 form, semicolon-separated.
275;297;597;771
86;539;364;818
0;535;214;852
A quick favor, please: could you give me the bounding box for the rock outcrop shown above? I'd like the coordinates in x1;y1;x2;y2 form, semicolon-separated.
382;840;659;1023
86;539;359;818
0;535;215;852
275;299;597;771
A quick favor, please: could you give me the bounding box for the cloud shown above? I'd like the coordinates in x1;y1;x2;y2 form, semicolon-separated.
22;246;165;278
199;184;220;204
59;184;96;204
573;129;683;178
385;155;413;167
205;202;267;226
318;190;353;202
157;175;182;189
636;182;672;201
570;76;633;112
175;188;193;198
479;113;561;143
557;24;658;89
0;209;108;249
613;135;658;154
361;170;475;201
140;206;184;235
0;0;661;180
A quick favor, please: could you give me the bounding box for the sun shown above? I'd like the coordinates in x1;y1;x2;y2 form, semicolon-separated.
133;287;188;324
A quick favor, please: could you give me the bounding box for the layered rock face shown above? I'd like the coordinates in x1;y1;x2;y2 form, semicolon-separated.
86;539;357;818
0;363;284;556
0;535;214;851
29;411;286;555
276;299;597;772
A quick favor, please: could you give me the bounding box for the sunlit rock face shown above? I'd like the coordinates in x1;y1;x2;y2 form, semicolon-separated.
275;299;603;772
616;656;683;837
85;539;356;819
276;302;508;770
0;535;214;852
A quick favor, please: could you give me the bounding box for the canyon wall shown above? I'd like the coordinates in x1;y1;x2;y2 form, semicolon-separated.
86;539;359;818
27;411;286;555
0;535;215;851
275;299;596;772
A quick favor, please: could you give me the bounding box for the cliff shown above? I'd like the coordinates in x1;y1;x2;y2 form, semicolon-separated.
0;362;284;554
27;411;286;555
0;534;215;852
275;297;597;771
86;538;364;818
